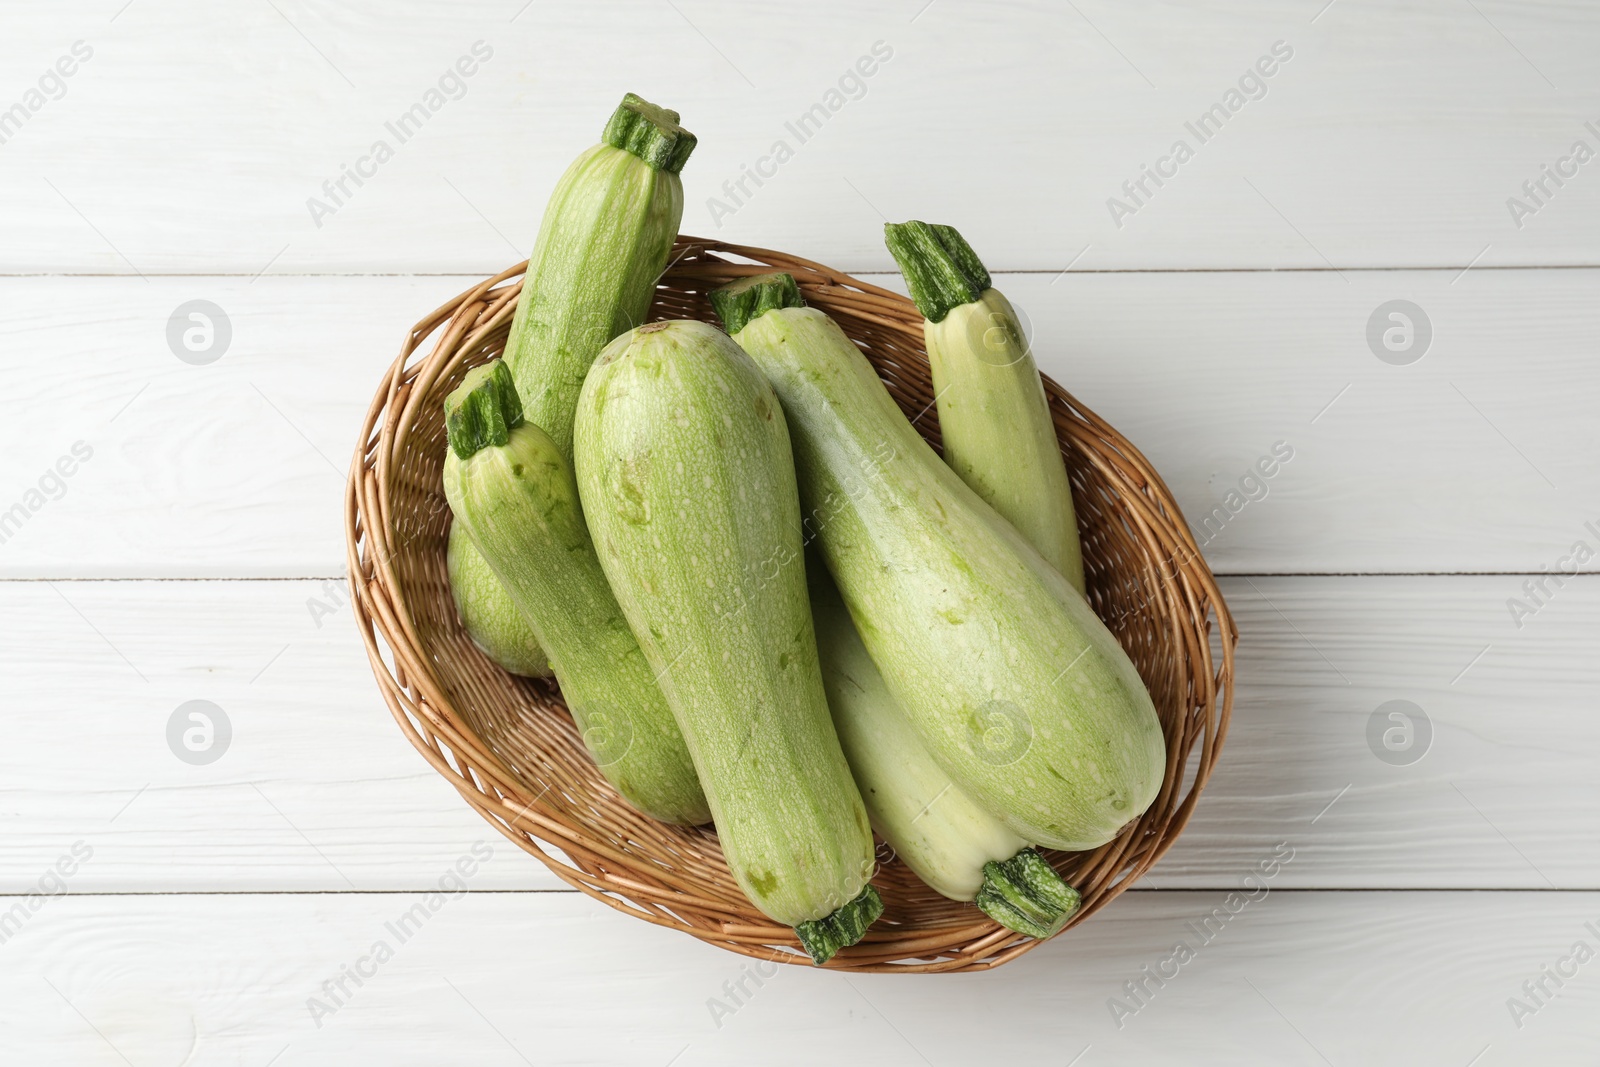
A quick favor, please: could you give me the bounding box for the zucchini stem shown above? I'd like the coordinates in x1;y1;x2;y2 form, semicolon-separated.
602;92;698;174
794;885;884;965
445;361;524;460
975;848;1081;939
709;271;805;336
883;220;991;324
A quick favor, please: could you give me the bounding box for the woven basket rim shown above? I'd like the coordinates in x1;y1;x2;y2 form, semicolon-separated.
343;237;1237;973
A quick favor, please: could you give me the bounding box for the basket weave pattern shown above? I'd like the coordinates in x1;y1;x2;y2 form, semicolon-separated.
344;238;1236;972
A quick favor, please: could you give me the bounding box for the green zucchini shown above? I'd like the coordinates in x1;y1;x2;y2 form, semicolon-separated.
809;562;1080;938
446;522;550;678
442;361;708;826
503;92;694;459
713;274;1165;852
884;220;1085;591
446;93;693;710
573;319;879;964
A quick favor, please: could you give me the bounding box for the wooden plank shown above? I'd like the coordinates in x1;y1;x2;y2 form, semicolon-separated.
1027;266;1599;574
2;1;1598;273
1156;575;1600;890
4;890;1595;1063
0;275;464;579
2;269;1593;577
0;577;567;892
4;576;1595;893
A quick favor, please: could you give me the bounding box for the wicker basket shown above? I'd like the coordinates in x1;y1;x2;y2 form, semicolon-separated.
344;238;1236;973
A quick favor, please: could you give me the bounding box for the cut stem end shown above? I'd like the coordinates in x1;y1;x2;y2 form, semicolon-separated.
883;220;991;323
709;272;806;336
794;885;884;965
975;848;1080;940
444;361;524;460
602;92;697;174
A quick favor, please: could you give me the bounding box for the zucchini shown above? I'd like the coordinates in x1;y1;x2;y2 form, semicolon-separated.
442;361;709;827
713;274;1165;852
503;92;694;459
573;319;879;964
884;221;1085;592
446;522;549;678
809;562;1080;938
447;93;693;707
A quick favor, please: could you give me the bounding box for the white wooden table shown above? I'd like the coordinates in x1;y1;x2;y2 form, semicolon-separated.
5;1;1597;1063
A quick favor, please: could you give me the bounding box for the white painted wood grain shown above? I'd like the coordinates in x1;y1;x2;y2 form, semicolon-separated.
1156;575;1600;890
3;891;1594;1064
1;1;1596;273
5;576;1595;892
0;274;468;579
5;4;1578;570
1021;266;1598;575
2;269;1593;577
0;577;567;892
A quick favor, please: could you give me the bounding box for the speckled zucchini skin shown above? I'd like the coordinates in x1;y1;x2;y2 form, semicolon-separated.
446;522;550;679
503;134;685;458
885;220;1085;591
574;320;874;929
732;306;1165;852
443;365;707;827
924;289;1086;592
453;94;692;693
809;564;1023;900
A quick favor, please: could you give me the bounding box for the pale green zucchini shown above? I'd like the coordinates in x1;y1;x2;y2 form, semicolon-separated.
442;361;708;827
446;522;550;678
808;562;1080;938
573;319;879;964
447;93;693;707
503;92;694;459
714;275;1165;852
884;220;1085;592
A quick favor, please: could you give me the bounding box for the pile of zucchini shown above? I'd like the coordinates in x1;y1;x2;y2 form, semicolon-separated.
442;94;1165;964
